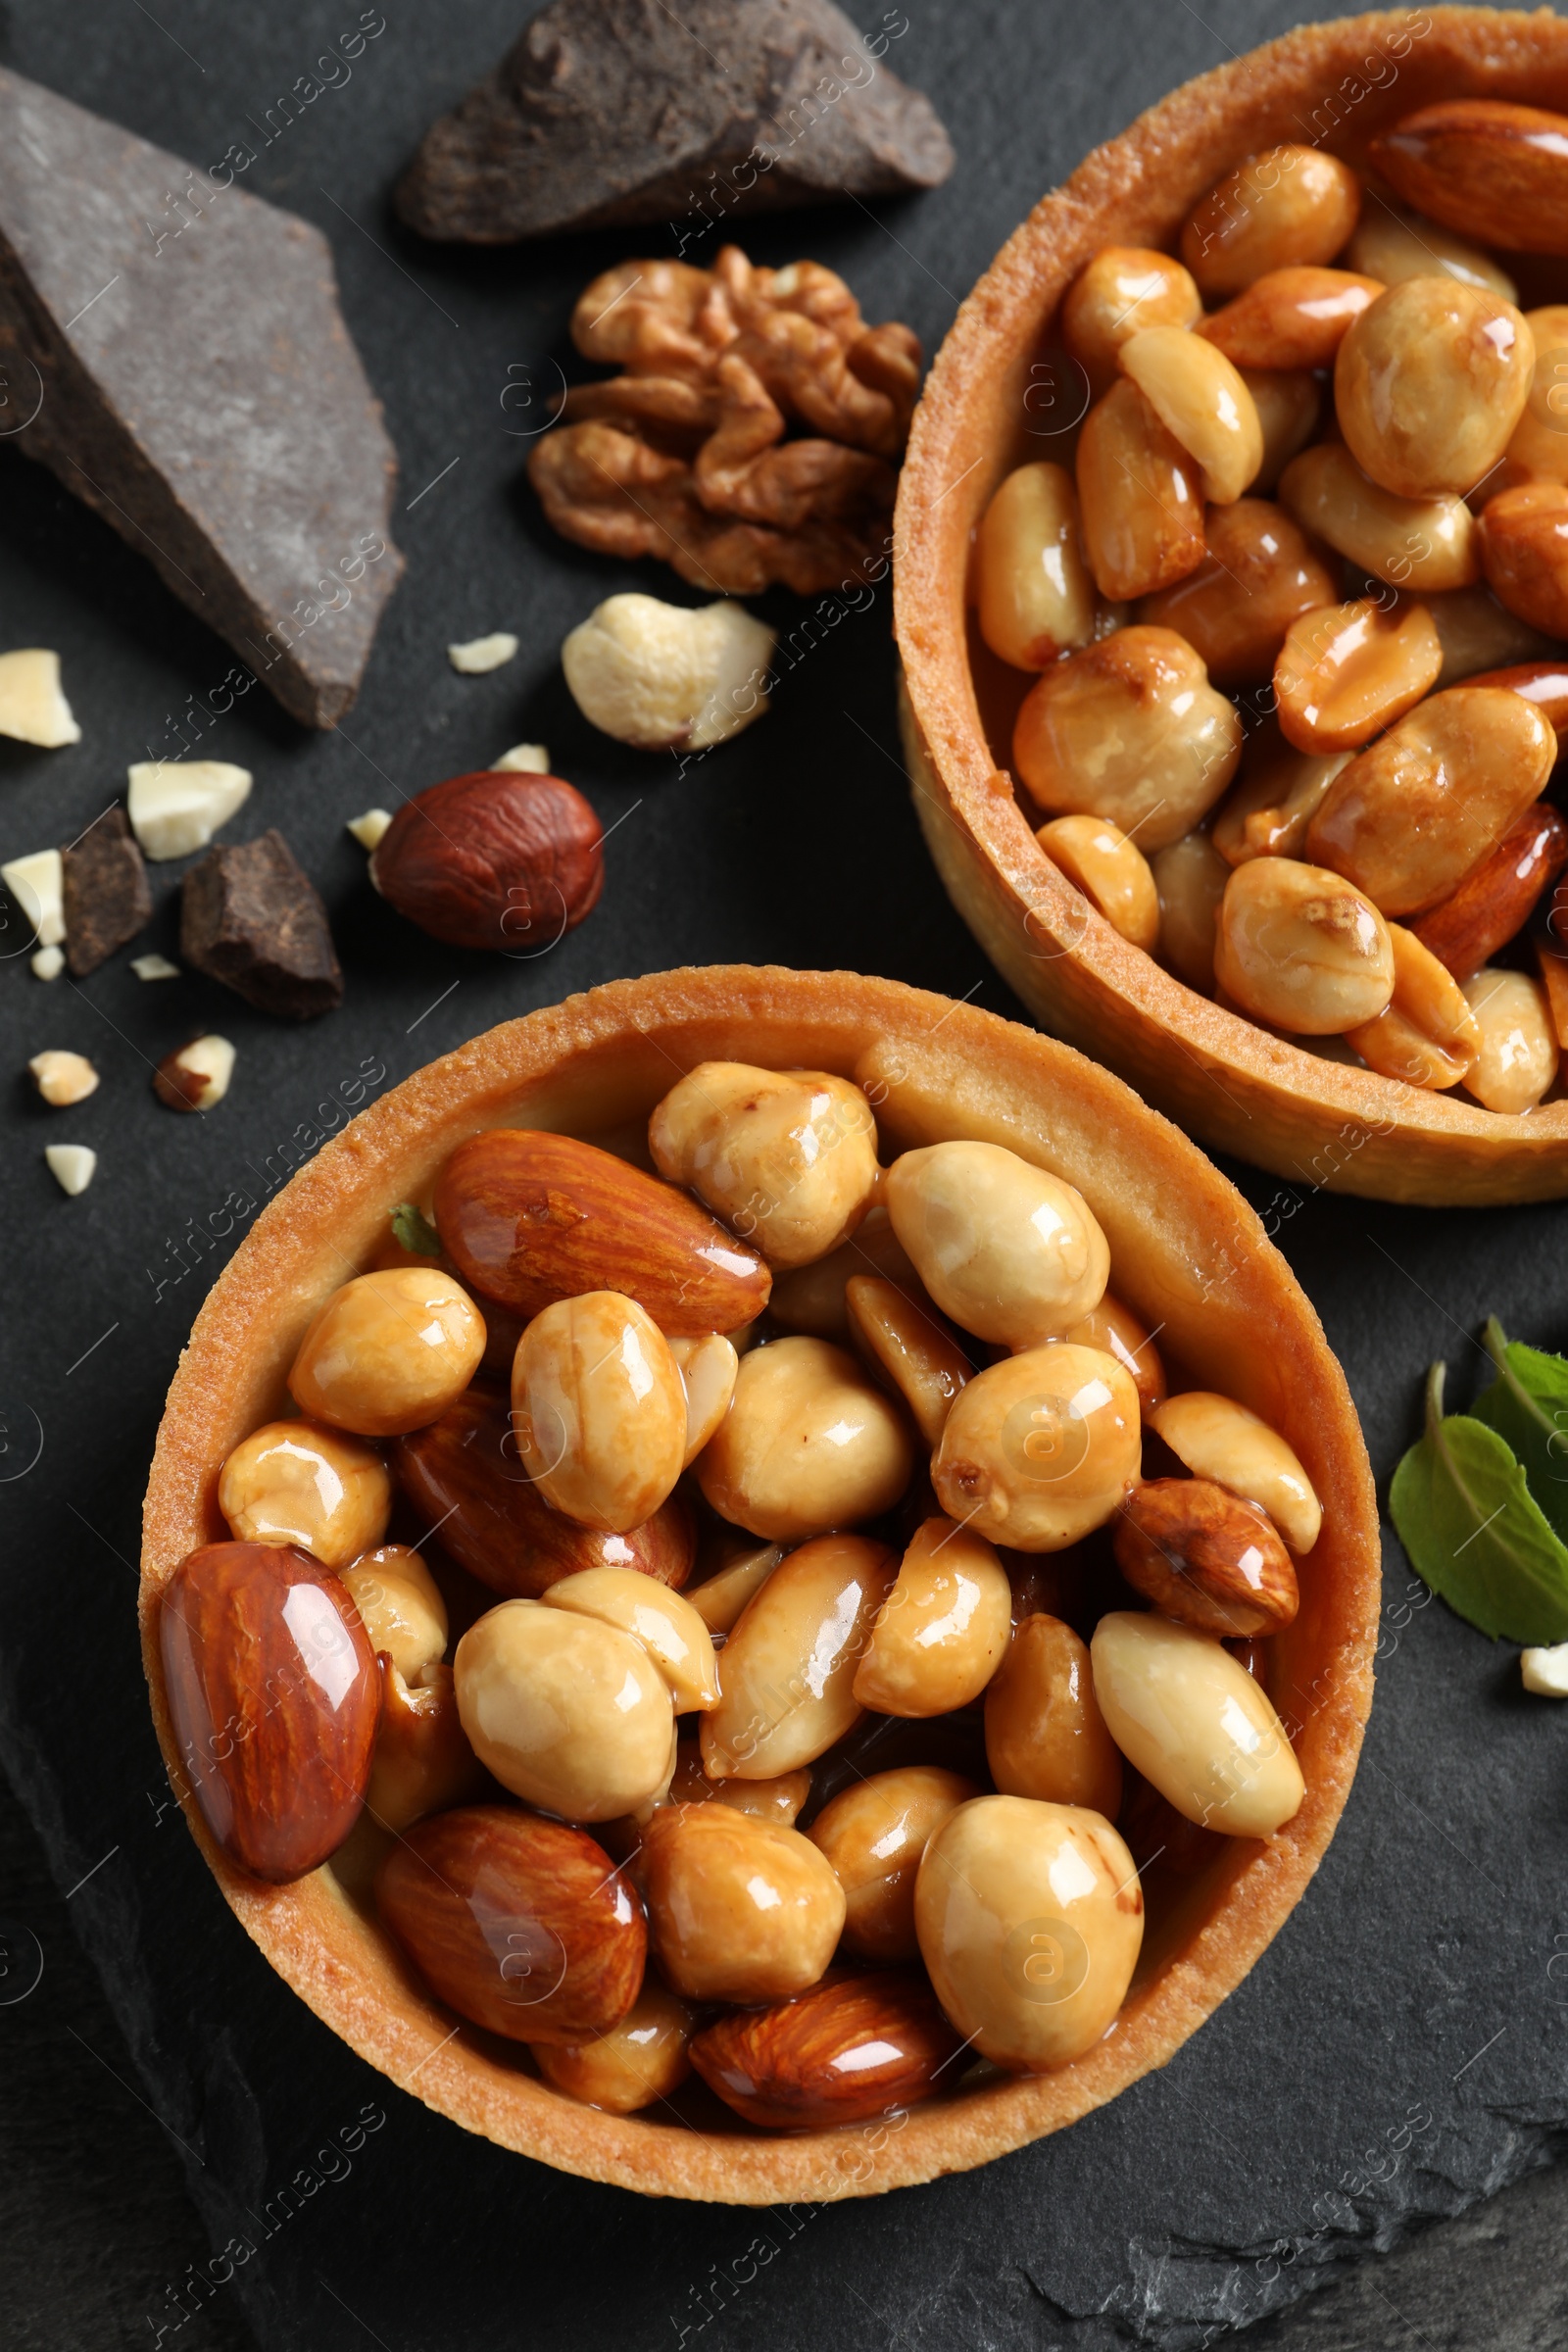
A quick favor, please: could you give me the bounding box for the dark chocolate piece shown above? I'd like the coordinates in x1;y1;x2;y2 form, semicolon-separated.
395;0;954;243
180;831;343;1021
0;68;403;729
61;807;152;977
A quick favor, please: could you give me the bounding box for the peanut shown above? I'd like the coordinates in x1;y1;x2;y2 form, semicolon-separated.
1461;968;1560;1113
1335;278;1533;500
975;462;1097;669
1181;146;1362;299
1274;597;1443;755
884;1139;1109;1348
1343;923;1482;1093
1138;499;1338;689
1199;268;1383;371
1214;858;1394;1034
984;1612;1122;1815
852;1515;1012;1718
1091;1611;1305;1837
1152;830;1229;991
1118;325;1262;505
1481;481;1568;639
1279;443;1480;592
1036;813;1159;952
1062;247;1202;399
1075;380;1206;602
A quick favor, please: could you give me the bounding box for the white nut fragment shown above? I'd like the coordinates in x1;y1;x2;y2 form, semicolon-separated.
45;1143;96;1196
129;954;180;980
126;760;251;859
346;808;392;850
0;649;80;747
154;1034;235;1112
493;742;550;772
31;946;64;981
448;631;518;674
3;849;65;947
1521;1643;1568;1696
562;594;775;752
29;1050;99;1106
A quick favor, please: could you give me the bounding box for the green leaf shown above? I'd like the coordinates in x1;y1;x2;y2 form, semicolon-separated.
1390;1360;1568;1644
1469;1316;1568;1548
390;1201;440;1257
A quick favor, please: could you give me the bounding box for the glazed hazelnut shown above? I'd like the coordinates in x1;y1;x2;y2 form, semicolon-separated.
1012;626;1243;853
852;1516;1012;1719
1462;968;1560;1113
218;1419;391;1569
339;1544;447;1681
1060;1292;1166;1418
984;1614;1123;1816
931;1343;1141;1551
641;1804;846;2004
533;1979;699;2114
1214;859;1394;1034
914;1795;1144;2071
1061;246;1201;399
884;1140;1109;1349
649;1061;878;1270
542;1566;719;1712
1335;278;1534;501
808;1765;979;1962
1091;1611;1305;1838
701;1532;896;1780
512;1290;686;1534
695;1337;912;1543
453;1599;674;1823
288;1268;486;1439
1181;145;1362;300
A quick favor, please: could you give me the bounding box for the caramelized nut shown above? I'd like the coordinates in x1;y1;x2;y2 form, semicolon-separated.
695;1337;912;1543
1212;721;1349;866
1199;268;1383;371
28;1049;98;1106
1060;1292;1167;1417
535;1978;699;2114
1335;279;1533;500
1214;859;1394;1034
932;1343;1141;1551
975;462;1097;668
1013;626;1243;853
1305;687;1555;917
1241;368;1322;493
1498;305;1568;487
807;1765;978;1961
667;1741;809;1825
1075;380;1206;602
1346;199;1516;302
1344;922;1484;1091
885;1139;1109;1348
1368;99;1568;258
1275;597;1443;755
852;1515;1012;1719
1036;813;1159;952
1279;443;1480;591
1149;1391;1321;1552
1182;146;1362;299
1112;1477;1298;1637
668;1331;738;1465
512;1291;686;1534
1118;325;1262;504
366;1659;488;1835
1152;830;1229;991
289;1268;486;1439
1090;1611;1305;1836
682;1541;783;1636
218;1419;391;1568
376;1804;646;2044
1138;499;1338;688
1396;584;1559;687
641;1804;845;2003
649;1062;878;1270
454;1599;675;1822
340;1543;447;1681
914;1795;1143;2071
543;1567;718;1712
700;1532;896;1779
1460;661;1568;742
152;1034;234;1112
1408;806;1568;980
1061;247;1201;399
691;1969;962;2128
984;1613;1122;1816
1461;968;1560;1112
1481;481;1568;638
845;1272;969;1446
766;1206;920;1338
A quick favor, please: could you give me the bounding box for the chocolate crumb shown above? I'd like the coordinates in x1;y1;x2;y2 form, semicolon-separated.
62;808;152;976
180;831;343;1021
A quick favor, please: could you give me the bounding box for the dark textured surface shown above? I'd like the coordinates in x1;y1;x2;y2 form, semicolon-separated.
3;4;1568;2349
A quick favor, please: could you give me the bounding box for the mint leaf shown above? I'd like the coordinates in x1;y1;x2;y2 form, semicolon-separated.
390;1201;440;1257
1470;1316;1568;1548
1391;1361;1568;1643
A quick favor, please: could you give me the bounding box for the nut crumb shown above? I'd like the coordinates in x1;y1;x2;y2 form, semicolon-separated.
154;1034;236;1112
31;945;64;980
130;953;180;980
3;848;65;947
45;1143;96;1196
347;808;393;850
127;760;252;860
449;632;518;674
493;744;551;773
0;648;80;747
29;1050;99;1106
1522;1642;1568;1695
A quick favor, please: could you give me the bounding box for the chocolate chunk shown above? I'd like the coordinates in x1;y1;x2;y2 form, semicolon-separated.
62;808;152;977
180;831;343;1021
396;0;954;243
0;69;403;729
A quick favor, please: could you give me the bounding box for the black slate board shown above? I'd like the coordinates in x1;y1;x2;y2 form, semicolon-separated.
2;5;1567;2349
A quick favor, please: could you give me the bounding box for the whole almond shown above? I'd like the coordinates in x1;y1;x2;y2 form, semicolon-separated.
159;1541;380;1882
690;1970;962;2128
1408;804;1568;979
375;1803;645;2044
1112;1477;1298;1637
1369;99;1568;257
395;1384;696;1594
433;1129;770;1334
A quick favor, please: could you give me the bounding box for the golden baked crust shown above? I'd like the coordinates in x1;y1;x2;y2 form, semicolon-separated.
140;967;1378;2198
895;8;1568;1205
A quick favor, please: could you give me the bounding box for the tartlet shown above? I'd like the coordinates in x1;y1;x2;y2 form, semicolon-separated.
895;6;1568;1203
139;968;1378;2199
